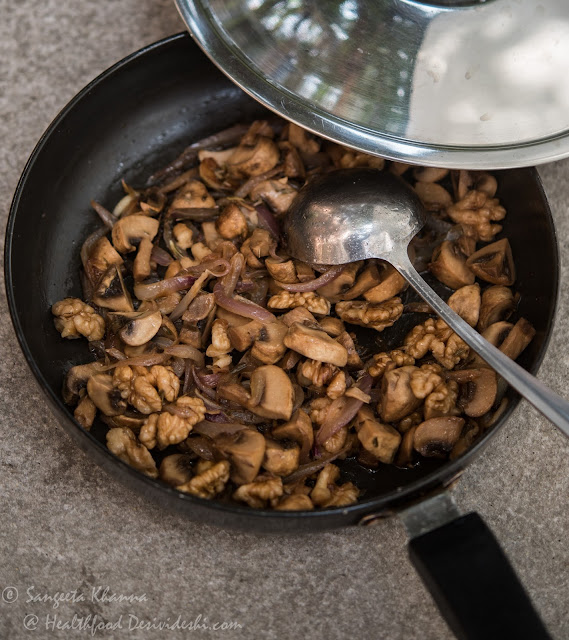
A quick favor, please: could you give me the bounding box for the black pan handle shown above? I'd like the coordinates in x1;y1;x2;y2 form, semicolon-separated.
407;511;551;640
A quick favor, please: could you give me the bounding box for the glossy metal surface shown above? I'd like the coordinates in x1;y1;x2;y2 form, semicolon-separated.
176;0;569;168
284;168;569;439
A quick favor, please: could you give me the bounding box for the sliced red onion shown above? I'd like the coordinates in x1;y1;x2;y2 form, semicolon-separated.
283;446;350;485
105;348;127;361
169;271;211;321
192;367;216;399
219;253;245;295
213;282;276;323
183;436;216;461
274;265;346;292
255;203;281;238
163;344;205;367
183;359;193;395
235;166;281;199
90;200;116;229
169;356;186;378
147;123;250;186
193;420;251;438
170;207;219;222
101;352;170;370
316;374;373;445
150;245;173;266
135;275;196;301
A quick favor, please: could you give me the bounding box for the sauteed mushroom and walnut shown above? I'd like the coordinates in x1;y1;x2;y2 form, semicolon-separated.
52;119;534;510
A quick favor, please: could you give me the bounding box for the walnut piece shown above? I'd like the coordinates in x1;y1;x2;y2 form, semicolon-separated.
52;298;105;341
233;476;284;508
106;427;158;478
368;350;415;378
268;290;331;316
177;460;230;499
424;381;460;420
139;396;206;449
113;365;180;415
335;298;403;332
446;190;506;242
404;318;470;369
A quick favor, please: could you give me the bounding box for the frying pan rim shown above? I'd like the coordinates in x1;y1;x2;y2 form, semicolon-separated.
4;32;560;526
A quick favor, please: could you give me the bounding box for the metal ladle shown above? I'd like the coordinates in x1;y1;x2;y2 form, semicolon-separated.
283;168;569;437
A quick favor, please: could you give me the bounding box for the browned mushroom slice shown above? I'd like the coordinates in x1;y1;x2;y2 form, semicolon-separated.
92;266;134;312
107;310;162;347
395;425;418;467
356;418;402;464
482;321;514;346
272;409;314;464
251;321;288;364
336;263;381;301
413;167;449;183
248;365;294;420
133;237;154;282
262;438;300;476
215;429;266;484
111;215;159;253
379;366;422;423
283;323;348;367
159;453;194;486
499;318;535;360
477;285;516;332
448;368;498;417
447;284;481;327
316;262;361;301
318;317;344;337
413;417;465;458
450;420;480;460
87;374;127;416
280;307;318;327
215;203;248;239
466;238;515;286
279;140;305;179
84;236;123;285
265;257;298;284
63;361;106;404
414;182;453;212
227;137;280;178
363;263;407;303
227;319;264;351
429;240;475;289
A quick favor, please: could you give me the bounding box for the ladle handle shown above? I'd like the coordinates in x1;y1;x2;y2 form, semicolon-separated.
394;253;569;438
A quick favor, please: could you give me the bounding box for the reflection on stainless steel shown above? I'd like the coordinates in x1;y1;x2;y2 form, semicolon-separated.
176;0;569;168
283;168;569;440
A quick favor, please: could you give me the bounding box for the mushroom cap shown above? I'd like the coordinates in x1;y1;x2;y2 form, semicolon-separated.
447;284;481;327
113;310;163;346
92;266;134;312
449;368;498;417
477;285;515;332
429;240;475;290
215;429;266;485
413;417;464;458
159;453;194;486
379;365;422;423
283;322;348;367
272;409;314;464
112;215;159;253
248;365;294;421
466;238;515;286
87;373;126;417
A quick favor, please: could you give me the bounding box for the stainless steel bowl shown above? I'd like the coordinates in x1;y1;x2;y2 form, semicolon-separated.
176;0;569;169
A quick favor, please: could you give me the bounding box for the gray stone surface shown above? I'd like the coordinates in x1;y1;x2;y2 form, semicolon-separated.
1;1;569;638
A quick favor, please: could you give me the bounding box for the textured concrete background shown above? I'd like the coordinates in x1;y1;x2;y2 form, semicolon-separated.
1;2;569;639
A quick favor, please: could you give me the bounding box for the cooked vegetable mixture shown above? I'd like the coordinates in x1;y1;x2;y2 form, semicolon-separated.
53;118;535;510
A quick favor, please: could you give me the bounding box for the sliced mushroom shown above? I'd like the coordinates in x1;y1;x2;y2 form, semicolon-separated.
280;307;318;327
133;237;154;282
170;179;216;210
466;238;515;286
499;318;535;360
92;266;134;312
318;317;344;337
363;263;406;303
317;262;361;301
413;166;449;183
379;366;422;423
262;438;300;476
62;361;106;404
482;321;514;346
429;240;475;289
447;284;481;327
272;409;314;464
265;257;298;284
227;137;280;178
248;365;294;420
111;215;159;253
159;453;194;486
84;236;123;285
414;182;453;211
336;331;363;369
108;310;162;346
251;321;288;364
477;286;515;332
356;418;402;464
283;323;348;367
86;373;126;416
395;425;418;467
450;420;480;460
448;368;498;417
413;416;465;458
215;429;266;484
227;319;264;351
340;263;382;301
250;178;297;214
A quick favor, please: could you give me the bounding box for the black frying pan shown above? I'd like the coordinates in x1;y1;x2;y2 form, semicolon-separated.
5;33;558;640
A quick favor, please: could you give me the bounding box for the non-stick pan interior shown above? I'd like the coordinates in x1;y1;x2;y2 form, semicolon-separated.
6;33;558;530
